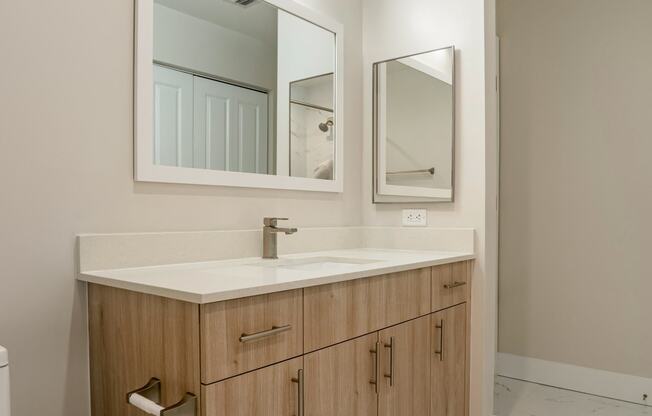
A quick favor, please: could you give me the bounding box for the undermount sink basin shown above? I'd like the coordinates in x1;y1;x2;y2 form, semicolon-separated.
252;256;382;271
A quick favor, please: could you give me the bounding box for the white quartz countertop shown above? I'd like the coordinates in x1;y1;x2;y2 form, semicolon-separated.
78;248;475;304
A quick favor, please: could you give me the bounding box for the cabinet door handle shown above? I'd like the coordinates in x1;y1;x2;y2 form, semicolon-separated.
435;320;444;361
291;369;304;416
443;281;467;289
383;337;395;386
369;341;379;393
239;324;292;343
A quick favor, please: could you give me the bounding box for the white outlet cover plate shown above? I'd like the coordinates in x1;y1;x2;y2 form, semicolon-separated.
402;209;428;227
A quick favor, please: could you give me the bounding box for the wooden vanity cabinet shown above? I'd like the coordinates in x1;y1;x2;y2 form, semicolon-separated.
87;261;472;416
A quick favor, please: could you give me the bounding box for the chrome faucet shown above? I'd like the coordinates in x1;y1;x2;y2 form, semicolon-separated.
263;217;298;259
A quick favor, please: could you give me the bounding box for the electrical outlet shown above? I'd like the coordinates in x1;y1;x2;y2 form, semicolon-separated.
402;209;427;227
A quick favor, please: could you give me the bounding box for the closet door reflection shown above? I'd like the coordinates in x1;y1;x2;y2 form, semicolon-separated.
194;77;268;174
153;65;193;168
154;67;269;174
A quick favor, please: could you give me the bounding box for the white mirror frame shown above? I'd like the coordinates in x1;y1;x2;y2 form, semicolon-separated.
372;46;455;203
134;0;344;192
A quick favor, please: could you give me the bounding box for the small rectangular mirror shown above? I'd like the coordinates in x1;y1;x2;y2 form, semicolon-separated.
135;0;343;192
373;46;455;203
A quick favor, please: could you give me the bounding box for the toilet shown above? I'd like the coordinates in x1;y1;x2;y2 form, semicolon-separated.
0;346;9;416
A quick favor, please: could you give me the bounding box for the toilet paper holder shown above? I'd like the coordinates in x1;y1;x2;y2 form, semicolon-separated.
126;378;196;416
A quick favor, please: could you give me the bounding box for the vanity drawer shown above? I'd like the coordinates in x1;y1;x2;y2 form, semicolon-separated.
200;289;303;383
432;261;471;312
303;268;430;352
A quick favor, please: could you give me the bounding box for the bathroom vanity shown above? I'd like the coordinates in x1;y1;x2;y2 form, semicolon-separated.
82;250;473;416
85;0;473;410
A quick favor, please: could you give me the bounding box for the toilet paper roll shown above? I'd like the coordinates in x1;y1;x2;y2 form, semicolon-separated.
128;393;165;415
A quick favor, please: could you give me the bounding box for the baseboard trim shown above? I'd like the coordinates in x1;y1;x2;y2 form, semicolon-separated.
496;353;652;406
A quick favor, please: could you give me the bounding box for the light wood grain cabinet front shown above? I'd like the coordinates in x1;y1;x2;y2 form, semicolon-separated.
304;268;430;352
202;357;303;416
88;284;201;416
378;316;432;416
432;261;471;312
431;304;467;416
304;333;379;416
88;261;472;416
201;289;303;383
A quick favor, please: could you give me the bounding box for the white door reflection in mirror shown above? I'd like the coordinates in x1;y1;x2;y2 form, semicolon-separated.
373;46;455;203
193;76;268;174
153;65;193;168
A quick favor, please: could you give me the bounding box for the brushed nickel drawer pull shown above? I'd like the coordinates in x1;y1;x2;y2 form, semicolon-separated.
291;369;305;416
384;337;395;386
239;324;292;343
370;341;380;393
444;281;467;289
435;320;444;361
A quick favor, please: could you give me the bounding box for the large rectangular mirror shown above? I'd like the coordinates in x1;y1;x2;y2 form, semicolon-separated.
135;0;343;192
373;46;455;203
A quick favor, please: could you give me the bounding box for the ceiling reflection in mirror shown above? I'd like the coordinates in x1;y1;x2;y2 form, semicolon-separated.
152;0;336;180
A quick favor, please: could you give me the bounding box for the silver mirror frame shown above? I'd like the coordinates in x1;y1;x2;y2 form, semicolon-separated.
372;45;456;204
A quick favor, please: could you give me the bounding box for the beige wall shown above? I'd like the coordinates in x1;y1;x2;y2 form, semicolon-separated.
498;0;652;378
362;0;498;414
0;0;362;414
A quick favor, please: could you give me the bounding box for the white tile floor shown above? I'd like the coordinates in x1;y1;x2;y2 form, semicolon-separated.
494;376;652;416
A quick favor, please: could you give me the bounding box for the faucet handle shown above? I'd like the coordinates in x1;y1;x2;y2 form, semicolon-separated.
264;217;289;227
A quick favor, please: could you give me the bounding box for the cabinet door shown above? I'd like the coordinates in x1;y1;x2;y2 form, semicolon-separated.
193;77;268;173
378;315;431;416
431;304;467;416
153;65;194;168
202;357;302;416
304;333;378;416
